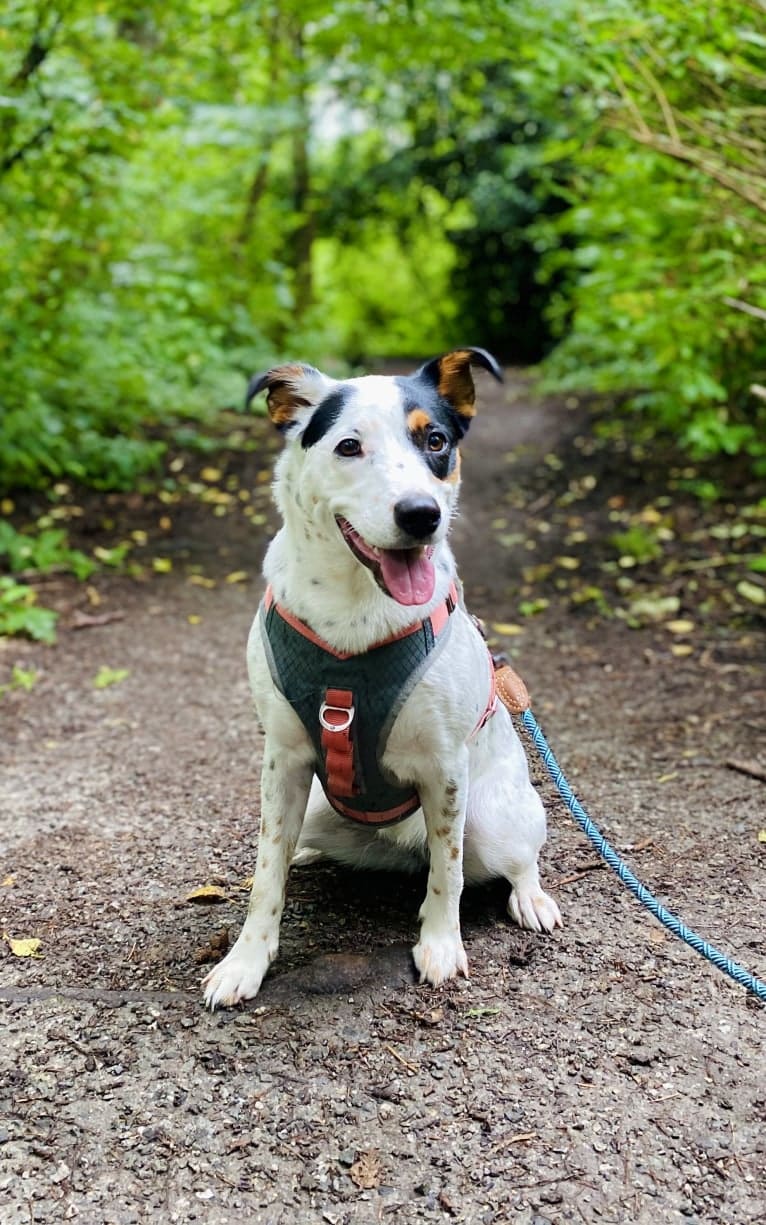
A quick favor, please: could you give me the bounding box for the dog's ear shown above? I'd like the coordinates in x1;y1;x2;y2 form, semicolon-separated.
415;347;503;435
245;363;336;432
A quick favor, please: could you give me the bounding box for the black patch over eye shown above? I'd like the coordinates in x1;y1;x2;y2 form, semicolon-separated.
335;437;363;458
427;430;449;453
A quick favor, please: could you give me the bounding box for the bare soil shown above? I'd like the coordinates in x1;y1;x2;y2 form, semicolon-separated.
1;372;764;1224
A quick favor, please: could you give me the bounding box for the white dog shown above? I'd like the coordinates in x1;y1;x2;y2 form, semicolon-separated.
203;348;561;1009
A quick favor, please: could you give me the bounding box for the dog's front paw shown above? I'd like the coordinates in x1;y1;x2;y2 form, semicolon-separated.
412;930;469;986
508;886;563;934
202;937;273;1010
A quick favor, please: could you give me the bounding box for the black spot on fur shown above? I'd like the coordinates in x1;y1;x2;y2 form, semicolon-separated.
301;387;351;449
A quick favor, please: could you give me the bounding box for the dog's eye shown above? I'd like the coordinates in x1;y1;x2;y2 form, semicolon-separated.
427;430;449;454
335;438;362;458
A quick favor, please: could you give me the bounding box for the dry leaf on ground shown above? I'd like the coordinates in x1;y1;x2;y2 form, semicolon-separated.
186;884;230;904
349;1151;383;1190
6;935;43;958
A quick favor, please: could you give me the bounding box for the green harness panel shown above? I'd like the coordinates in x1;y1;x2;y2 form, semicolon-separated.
260;589;455;826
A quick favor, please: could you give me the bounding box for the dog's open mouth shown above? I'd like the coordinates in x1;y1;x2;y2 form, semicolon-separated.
337;517;436;606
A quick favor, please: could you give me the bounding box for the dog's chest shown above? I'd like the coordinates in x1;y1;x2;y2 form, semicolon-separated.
259;588;458;826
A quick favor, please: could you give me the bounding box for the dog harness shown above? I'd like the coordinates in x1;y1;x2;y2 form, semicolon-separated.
260;584;496;827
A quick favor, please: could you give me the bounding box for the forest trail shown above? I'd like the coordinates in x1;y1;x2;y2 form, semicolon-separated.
1;372;764;1224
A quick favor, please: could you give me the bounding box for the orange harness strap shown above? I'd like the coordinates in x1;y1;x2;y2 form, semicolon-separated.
320;687;358;797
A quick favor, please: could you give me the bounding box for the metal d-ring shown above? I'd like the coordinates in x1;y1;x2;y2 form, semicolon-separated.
319;702;355;733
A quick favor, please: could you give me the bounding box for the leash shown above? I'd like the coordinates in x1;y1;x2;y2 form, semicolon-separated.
494;664;766;1003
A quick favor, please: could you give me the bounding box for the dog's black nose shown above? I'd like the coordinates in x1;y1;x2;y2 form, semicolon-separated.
394;495;441;540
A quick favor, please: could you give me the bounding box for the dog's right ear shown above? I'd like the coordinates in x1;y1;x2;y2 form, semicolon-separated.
245;363;336;432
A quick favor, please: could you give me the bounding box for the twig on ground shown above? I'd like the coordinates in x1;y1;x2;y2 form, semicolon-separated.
725;758;766;784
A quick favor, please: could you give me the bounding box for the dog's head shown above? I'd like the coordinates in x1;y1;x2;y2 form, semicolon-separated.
247;348;502;606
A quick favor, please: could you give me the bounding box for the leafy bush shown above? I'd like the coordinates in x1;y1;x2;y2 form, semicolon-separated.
1;0;765;504
0;578;58;643
0;523;95;579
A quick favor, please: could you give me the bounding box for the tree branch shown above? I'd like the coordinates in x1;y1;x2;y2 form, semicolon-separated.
723;297;766;323
10;11;63;88
0;122;53;177
627;127;766;215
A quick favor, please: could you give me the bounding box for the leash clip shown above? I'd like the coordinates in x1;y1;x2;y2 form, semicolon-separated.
319;701;355;732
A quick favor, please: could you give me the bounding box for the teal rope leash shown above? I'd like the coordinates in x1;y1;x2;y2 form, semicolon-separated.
520;707;766;1004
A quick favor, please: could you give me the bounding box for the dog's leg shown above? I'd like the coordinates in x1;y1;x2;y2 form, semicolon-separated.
412;751;470;986
463;758;562;934
202;746;312;1009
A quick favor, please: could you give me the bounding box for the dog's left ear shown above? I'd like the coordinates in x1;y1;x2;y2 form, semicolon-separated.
245;363;337;432
415;347;503;435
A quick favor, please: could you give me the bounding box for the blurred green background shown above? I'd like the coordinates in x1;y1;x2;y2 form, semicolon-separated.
1;0;766;495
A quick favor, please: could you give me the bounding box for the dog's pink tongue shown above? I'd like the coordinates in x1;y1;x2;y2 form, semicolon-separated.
379;548;436;606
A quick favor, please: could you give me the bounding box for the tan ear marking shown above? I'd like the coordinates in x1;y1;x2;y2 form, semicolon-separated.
264;365;313;427
436;349;476;419
246;362;331;431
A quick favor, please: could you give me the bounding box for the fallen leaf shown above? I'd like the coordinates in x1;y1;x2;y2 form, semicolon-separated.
1;875;16;887
187;615;202;625
628;594;680;623
758;830;766;843
188;575;216;589
349;1151;383;1190
656;772;678;784
225;570;249;584
665;619;695;635
194;928;230;964
6;935;42;958
186;884;230;904
518;598;549;617
152;557;173;573
670;643;694;657
490;622;524;636
412;1006;444;1026
736;579;765;606
93;666;130;690
201;467;223;482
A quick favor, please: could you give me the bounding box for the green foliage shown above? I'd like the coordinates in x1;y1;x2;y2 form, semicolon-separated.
1;0;765;502
0;577;58;643
0;522;95;578
533;0;766;463
610;525;663;565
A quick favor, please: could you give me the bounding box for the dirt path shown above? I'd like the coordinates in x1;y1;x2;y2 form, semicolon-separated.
1;373;764;1224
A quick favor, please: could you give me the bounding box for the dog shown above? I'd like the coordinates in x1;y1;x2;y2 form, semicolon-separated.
203;347;561;1009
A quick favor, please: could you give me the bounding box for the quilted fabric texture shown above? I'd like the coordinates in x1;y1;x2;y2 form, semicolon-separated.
260;598;453;825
